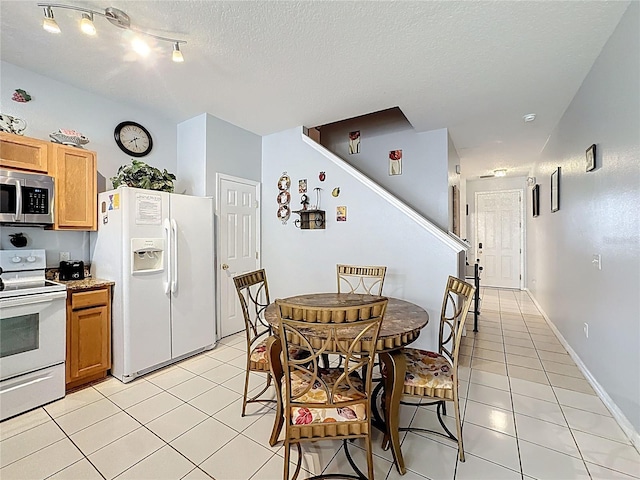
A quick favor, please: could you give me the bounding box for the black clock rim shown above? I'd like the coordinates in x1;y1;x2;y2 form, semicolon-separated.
114;121;153;157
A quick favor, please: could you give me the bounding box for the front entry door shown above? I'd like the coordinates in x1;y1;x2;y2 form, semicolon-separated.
476;190;523;289
217;174;260;338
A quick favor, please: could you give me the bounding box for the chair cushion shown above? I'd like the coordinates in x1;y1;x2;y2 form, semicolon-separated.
400;348;455;398
284;368;367;425
249;339;306;372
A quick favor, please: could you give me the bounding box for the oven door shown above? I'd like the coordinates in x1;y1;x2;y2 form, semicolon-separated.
0;175;23;223
0;290;67;380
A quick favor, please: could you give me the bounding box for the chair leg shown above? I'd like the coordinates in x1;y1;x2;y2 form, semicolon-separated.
241;367;251;417
453;396;465;462
379;351;407;475
321;353;330;369
283;440;290;480
366;434;375;480
269;395;284;447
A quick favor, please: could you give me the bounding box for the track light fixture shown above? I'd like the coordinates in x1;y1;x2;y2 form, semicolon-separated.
37;3;186;62
42;6;61;34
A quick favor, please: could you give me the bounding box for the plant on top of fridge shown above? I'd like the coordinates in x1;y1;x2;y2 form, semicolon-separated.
111;159;176;193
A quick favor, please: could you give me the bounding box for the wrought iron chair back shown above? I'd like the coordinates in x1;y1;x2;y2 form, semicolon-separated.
337;264;387;296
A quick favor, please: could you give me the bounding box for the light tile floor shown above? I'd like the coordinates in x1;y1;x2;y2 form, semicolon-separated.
2;288;639;479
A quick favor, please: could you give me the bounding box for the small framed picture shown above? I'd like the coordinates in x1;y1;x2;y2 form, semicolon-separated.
586;144;596;172
532;184;540;217
336;206;347;222
551;168;560;212
389;150;402;176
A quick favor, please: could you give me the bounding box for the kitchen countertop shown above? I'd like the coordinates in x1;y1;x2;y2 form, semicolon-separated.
56;278;115;291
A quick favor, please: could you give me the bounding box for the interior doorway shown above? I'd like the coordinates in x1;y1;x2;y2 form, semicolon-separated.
216;174;261;338
475;189;523;289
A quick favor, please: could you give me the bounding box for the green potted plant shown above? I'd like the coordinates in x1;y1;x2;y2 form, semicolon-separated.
110;159;176;193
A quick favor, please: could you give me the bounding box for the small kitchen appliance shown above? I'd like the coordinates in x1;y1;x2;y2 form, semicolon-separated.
59;260;85;281
0;169;54;225
0;249;67;420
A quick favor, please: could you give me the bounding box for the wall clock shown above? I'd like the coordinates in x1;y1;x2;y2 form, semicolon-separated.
114;121;153;157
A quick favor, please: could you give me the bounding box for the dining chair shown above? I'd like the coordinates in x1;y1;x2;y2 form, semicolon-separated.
233;269;307;416
380;275;475;462
268;297;389;480
337;264;387;295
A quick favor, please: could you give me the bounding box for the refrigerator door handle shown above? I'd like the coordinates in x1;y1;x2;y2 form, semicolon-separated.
171;218;178;294
164;218;172;295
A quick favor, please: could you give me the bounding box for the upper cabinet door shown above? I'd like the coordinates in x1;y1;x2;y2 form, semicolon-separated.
51;144;97;230
0;132;49;173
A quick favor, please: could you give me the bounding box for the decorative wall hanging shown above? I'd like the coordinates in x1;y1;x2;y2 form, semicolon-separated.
313;187;322;210
389;150;402;176
332;187;340;197
298;179;307;193
336;206;347;222
0;114;27;135
586;144;596;172
277;190;290;205
278;173;291;191
277;172;291;224
12;89;32;103
349;130;360;154
319;171;326;182
293;209;325;230
551;168;560;212
532;184;540;217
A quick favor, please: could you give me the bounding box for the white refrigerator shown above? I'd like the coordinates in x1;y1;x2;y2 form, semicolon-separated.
91;186;216;383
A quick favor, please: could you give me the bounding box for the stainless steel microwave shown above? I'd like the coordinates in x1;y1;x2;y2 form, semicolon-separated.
0;169;54;225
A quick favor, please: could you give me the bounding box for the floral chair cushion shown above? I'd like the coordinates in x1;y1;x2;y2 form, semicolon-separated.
402;348;454;392
284;368;367;425
249;339;306;372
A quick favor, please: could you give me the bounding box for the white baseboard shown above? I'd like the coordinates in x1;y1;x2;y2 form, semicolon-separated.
524;288;640;452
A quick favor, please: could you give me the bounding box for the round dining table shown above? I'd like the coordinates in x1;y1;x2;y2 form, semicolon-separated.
265;293;429;475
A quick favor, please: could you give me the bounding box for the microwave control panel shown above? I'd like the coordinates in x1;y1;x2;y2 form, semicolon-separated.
22;187;49;214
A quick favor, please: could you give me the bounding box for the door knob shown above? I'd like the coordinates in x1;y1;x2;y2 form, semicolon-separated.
221;263;229;270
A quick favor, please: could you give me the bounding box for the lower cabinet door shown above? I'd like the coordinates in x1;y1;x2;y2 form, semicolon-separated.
67;305;110;383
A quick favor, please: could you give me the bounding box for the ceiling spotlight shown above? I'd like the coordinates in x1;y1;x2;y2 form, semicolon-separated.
523;113;536;123
172;42;184;63
36;3;186;61
494;169;507;177
42;6;60;34
131;37;151;56
80;12;96;35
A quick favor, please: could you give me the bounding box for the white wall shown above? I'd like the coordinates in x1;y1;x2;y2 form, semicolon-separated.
0;62;178;266
262;127;462;351
448;131;461;234
528;2;639;434
1;62;177;185
205;114;262;194
319;112;451;230
176;114;207;196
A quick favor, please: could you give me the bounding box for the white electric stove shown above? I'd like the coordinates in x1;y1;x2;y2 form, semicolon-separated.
0;249;67;420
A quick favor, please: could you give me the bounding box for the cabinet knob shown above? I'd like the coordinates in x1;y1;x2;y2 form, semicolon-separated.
11;256;22;263
26;256;36;263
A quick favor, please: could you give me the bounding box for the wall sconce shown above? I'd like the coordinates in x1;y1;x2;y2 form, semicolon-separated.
37;3;187;62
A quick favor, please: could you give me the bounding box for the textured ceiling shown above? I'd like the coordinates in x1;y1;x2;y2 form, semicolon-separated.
0;1;630;178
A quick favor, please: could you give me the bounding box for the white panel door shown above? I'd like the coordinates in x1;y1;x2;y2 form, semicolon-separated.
170;194;216;358
476;190;523;289
218;175;260;338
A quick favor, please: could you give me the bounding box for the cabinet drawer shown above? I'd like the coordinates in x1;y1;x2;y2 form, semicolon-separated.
71;289;109;310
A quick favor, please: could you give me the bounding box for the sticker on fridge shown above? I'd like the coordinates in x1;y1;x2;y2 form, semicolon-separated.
135;193;162;225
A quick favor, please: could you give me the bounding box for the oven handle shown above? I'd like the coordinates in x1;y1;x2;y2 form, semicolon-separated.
14;178;22;222
0;290;67;308
0;371;54;395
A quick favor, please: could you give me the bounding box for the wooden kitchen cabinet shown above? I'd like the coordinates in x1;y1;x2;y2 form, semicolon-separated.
66;286;111;390
48;143;97;231
0;132;49;173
